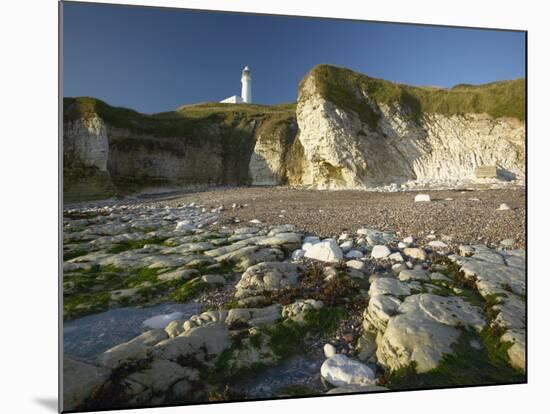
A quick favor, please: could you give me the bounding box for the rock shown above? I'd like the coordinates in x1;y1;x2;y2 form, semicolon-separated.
414;194;431;202
450;246;525;297
338;233;352;241
345;249;364;259
428;240;448;249
249;219;262;224
282;299;323;324
371;245;391;259
157;268;200;282
501;329;526;372
346;259;366;272
429;272;452;282
236;247;284;271
391;263;407;274
129;329;169;346
256;232;302;247
459;245;475;257
175;221;195;232
388;252;404;262
268;224;296;235
356;229;395;245
234;226;259;235
201;274;225;285
247;304;283;326
403;236;414;244
153;322;230;362
498;203;512;211
377;294;485;373
110;288;141;303
118;378;152;406
339;240;354;253
403;247;428;261
96;341;148;369
364;294;402;331
320;354;377;387
324;343;336;358
369;277;411;297
235;261;302;298
165;320;185;338
170;379;194;400
304;239;343;263
398;268;430;282
323;266;338;281
127;359;198;394
63;357;111;411
500;238;515;247
356;332;377;361
225;308;251;326
303;236;321;244
291;249;305;260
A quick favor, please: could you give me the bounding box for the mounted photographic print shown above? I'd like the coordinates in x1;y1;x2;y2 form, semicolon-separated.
60;1;527;412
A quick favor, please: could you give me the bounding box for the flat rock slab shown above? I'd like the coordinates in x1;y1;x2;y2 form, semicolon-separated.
418;294;485;331
377;294;485;373
399;268;430;282
450;245;526;297
235;261;302;298
369;277;411;297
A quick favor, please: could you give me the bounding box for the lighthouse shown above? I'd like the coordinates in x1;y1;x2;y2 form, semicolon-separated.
220;66;253;104
241;66;252;103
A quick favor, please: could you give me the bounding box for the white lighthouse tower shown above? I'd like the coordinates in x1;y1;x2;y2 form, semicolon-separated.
220;66;253;104
241;66;252;103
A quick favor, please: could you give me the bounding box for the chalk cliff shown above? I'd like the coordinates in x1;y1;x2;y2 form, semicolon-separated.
62;98;297;201
293;65;525;189
63;65;525;201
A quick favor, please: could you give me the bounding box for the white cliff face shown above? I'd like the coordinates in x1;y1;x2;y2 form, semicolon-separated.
296;75;525;189
249;134;285;185
248;118;297;186
296;75;368;189
378;105;525;183
64;116;109;171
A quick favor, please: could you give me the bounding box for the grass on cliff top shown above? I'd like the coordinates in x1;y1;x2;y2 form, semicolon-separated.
63;97;296;137
304;64;525;129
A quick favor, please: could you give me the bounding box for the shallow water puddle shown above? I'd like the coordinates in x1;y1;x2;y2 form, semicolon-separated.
233;353;327;398
63;302;201;360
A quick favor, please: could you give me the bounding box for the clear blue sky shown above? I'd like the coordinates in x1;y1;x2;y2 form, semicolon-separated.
62;1;526;114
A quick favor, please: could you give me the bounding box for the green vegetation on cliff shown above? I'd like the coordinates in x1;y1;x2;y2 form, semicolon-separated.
304;64;525;129
63;97;295;138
